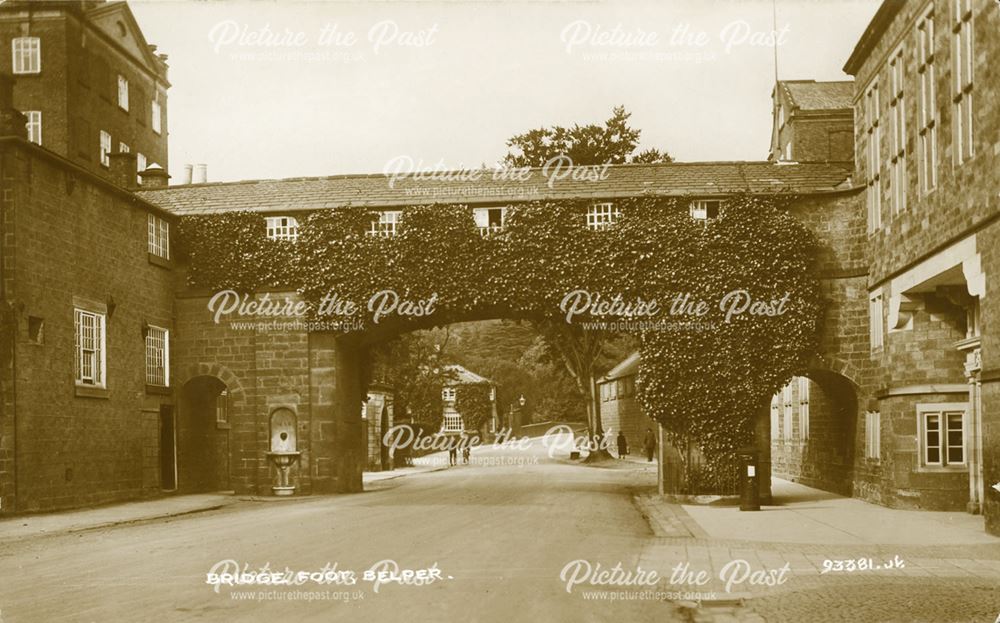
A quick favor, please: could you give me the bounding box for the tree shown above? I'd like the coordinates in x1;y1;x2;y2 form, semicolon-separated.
375;329;457;431
503;106;672;168
504;107;662;457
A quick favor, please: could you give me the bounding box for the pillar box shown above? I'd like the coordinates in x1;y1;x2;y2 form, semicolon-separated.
737;446;761;511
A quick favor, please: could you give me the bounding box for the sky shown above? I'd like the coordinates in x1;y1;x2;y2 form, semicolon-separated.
128;0;882;183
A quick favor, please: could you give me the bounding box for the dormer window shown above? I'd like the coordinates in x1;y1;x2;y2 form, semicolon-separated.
587;202;620;231
442;387;456;401
473;207;506;236
690;199;721;220
369;211;401;238
265;216;299;242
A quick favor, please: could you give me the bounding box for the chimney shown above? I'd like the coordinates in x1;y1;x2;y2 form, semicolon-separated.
181;164;192;185
108;151;138;190
139;164;170;188
193;163;208;184
0;73;26;140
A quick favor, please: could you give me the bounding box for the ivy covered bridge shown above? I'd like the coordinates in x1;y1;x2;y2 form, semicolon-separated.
136;161;868;500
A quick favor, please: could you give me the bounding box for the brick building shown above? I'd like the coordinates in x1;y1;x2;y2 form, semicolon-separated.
0;0;169;183
0;80;176;513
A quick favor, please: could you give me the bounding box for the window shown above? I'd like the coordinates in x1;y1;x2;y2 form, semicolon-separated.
118;142;129;154
117;75;129;111
951;0;973;164
770;394;780;440
919;404;966;467
865;411;881;460
151;91;162;134
864;79;882;231
869;292;884;350
888;46;907;214
12;37;40;74
798;377;810;440
369;211;401;237
587;202;620;231
443;413;463;433
216;390;229;425
782;384;793;441
690;199;721;220
473;207;506;236
442;387;456;401
145;325;169;387
74;308;106;387
916;6;938;193
25;111;41;145
265;216;299;242
136;153;146;185
148;213;170;259
99;130;111;167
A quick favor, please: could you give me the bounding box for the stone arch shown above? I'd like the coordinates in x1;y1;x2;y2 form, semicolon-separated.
176;372;236;493
767;358;861;498
176;362;246;402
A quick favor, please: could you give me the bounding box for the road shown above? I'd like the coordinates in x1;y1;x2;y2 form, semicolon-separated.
0;440;671;623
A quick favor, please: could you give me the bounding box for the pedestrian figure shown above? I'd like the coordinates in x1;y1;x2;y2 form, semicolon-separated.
616;430;629;460
643;427;656;462
448;445;458;466
462;446;470;464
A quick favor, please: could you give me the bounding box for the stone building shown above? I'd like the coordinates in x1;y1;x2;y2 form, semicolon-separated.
597;353;654;456
768;80;854;163
440;364;497;437
0;0;996;537
0;0;169;183
841;0;999;522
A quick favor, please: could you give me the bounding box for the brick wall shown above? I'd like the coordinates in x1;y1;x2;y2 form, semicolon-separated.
0;139;175;513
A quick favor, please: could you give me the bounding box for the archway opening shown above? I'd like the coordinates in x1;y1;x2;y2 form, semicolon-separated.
177;375;232;493
768;370;859;501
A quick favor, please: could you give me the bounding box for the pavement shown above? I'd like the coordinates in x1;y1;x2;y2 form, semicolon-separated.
0;434;997;622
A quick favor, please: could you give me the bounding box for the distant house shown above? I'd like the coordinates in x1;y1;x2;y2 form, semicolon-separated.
440;364;498;436
597;353;656;454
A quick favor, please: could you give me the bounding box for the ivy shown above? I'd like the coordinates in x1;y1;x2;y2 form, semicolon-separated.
454;383;493;432
179;194;821;491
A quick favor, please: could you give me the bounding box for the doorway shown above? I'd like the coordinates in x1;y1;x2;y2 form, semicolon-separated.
159;405;177;491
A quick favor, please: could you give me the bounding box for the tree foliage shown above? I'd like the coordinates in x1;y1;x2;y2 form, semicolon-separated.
503;106;671;168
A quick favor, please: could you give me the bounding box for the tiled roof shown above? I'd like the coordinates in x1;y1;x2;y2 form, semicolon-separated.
780;80;854;111
135;161;854;215
600;352;640;382
444;364;493;386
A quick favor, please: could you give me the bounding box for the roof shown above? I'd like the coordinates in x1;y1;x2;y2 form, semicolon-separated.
443;364;493;386
843;0;906;75
778;80;853;112
135;161;854;215
600;352;640;382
